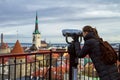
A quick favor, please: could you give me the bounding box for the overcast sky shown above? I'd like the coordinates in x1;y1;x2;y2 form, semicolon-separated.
0;0;120;43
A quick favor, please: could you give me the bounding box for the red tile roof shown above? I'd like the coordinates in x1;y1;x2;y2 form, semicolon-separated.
32;64;69;79
11;40;25;58
11;40;24;53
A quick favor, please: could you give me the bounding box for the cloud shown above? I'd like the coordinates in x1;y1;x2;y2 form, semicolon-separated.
0;0;120;43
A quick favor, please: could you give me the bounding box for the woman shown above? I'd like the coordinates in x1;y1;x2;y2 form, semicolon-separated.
76;25;120;80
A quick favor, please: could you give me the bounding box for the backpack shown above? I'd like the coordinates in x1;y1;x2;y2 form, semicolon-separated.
99;38;117;65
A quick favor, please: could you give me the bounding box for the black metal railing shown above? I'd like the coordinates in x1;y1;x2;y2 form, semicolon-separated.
0;49;119;80
0;50;68;80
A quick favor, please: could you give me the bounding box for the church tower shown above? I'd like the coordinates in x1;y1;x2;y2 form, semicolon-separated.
32;12;41;49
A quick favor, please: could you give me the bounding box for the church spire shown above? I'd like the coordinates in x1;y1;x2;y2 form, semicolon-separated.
35;12;38;30
33;12;40;34
31;12;41;49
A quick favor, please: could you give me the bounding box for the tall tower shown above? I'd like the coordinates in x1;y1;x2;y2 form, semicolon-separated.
1;33;3;45
32;12;41;49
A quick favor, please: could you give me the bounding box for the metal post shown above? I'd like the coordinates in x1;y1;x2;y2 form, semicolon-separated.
119;44;120;61
70;54;78;80
49;50;52;80
14;57;16;80
68;37;80;80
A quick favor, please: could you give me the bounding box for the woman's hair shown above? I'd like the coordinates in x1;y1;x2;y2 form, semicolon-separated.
83;25;100;38
83;25;93;32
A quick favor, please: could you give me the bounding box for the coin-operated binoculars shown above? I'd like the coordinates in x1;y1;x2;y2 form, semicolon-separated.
62;29;82;80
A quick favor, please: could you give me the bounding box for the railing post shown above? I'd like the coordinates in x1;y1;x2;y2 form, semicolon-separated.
69;54;73;80
2;58;4;80
25;56;27;80
35;54;37;79
14;57;16;80
49;50;52;80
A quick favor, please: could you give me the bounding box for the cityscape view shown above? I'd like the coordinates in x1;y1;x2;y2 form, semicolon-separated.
0;0;120;80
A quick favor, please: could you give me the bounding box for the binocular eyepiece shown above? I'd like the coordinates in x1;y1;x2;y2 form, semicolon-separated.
62;29;82;37
62;29;82;44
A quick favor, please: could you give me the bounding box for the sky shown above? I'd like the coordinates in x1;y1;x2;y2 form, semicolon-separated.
0;0;120;44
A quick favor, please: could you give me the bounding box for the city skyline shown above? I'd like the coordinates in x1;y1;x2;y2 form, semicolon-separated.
0;0;120;43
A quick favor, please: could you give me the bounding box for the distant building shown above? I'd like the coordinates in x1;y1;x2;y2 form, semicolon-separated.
10;40;25;79
30;44;38;51
0;33;10;54
41;40;48;48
